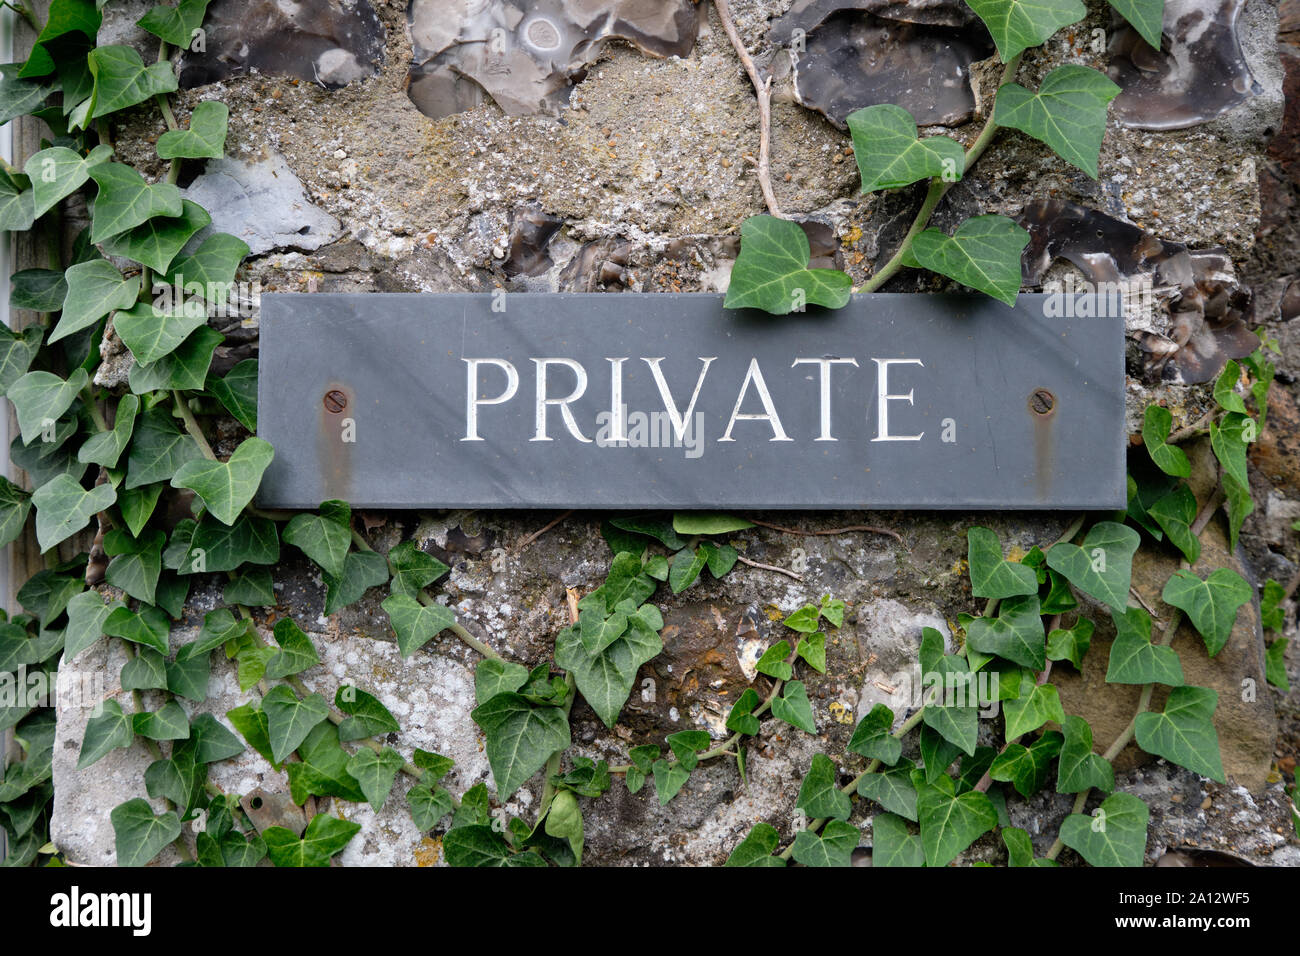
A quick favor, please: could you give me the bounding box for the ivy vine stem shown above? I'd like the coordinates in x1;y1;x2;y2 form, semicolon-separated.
856;51;1023;295
172;390;216;460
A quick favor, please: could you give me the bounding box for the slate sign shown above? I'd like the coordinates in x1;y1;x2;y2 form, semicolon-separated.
256;293;1125;510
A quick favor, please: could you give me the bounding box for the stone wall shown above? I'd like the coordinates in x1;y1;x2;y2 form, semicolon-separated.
45;0;1300;865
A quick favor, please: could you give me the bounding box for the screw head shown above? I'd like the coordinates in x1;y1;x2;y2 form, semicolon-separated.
1028;388;1056;415
323;390;347;413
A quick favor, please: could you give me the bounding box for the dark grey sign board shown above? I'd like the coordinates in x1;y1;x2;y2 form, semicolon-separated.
257;293;1125;510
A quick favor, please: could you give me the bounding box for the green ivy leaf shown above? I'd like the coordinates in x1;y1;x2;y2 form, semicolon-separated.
1003;826;1056;867
0;167;34;232
848;703;901;765
1265;637;1289;691
32;472;115;552
756;638;793;680
770;680;816;733
783;604;820;633
992;65;1118;178
263;813;360;867
87;44;178;119
847;103;965;191
170;436;273;525
857;759;919;820
918;629;979;755
129;326;222;394
409;779;454;830
725;687;762;736
796;752;852;821
87;162;183;243
1105;606;1183;686
724;822;786;866
381;593;456;658
967;526;1039;599
145;745;202;815
988;730;1062;797
666;730;711;771
103;603;170;655
101;199;210;274
77;393;137;469
346;746;405;812
282;500;351;578
103;528;164;605
138;0;214;47
132;700;190;740
475;659;529;705
226;702;277;768
64;589;122;660
668;546;706;594
648;758;689;805
188;712;244;764
9;367;87;444
110;798;181;867
1045;521;1140;611
125;404;201;489
795;632;827;673
1161;567;1252;657
1003;671;1064;737
0;64;55;124
578;605;628;656
471;692;571;799
165;232;250;295
11;268;68;312
1046;616;1093;669
699;539;738;577
904;215;1029;306
24;143;112;220
1148;484;1199;564
157;98;227;161
264;617;319;679
1108;0;1164;51
557;611;662;728
284;722;368;805
1056;715;1114;793
872;812;924;867
114;299;209;367
916;775;998;867
791;819;858;867
223;567;275;606
386;539;449;599
0;476;32;550
966;594;1045;670
671;512;753;535
1134;685;1224;782
164;643;210;700
333;685;400;741
0;325;43;396
1212;359;1248;414
1058;792;1148;867
965;0;1086;60
78;699;134;769
723;215;851;314
322;549;388;615
443;824;544;867
262;685;329;764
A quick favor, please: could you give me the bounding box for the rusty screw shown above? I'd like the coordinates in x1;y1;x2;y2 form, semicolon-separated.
1028;388;1056;416
323;390;347;413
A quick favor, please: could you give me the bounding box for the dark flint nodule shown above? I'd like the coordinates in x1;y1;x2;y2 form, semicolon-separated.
1108;0;1261;130
769;0;993;127
179;0;386;88
1020;199;1258;384
406;0;699;120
